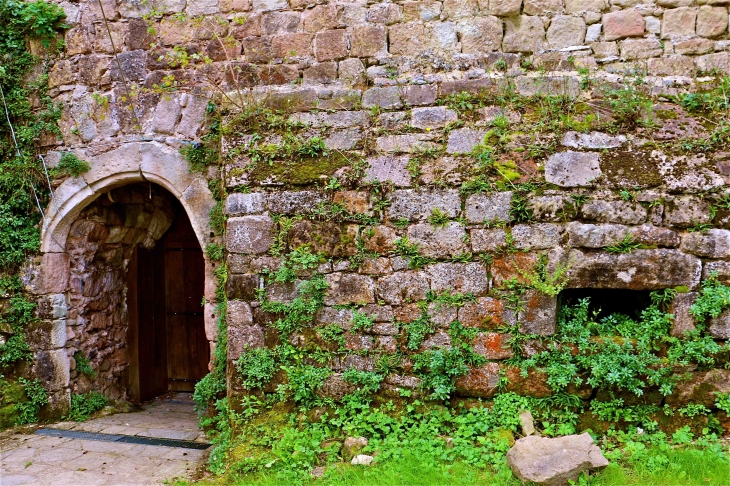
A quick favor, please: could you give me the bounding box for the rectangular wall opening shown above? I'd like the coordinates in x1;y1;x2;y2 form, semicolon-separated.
558;289;653;320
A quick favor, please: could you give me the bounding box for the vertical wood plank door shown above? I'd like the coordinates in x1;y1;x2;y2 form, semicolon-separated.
134;242;169;402
163;211;209;392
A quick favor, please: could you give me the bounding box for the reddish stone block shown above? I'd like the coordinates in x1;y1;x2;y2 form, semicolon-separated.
474;332;513;360
351;25;387;57
315;29;348;61
603;10;645;41
455;362;500;398
272;33;312;58
490;252;540;288
458;297;513;329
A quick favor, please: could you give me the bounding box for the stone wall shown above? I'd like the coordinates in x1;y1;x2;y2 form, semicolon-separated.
46;0;730;150
33;0;730;416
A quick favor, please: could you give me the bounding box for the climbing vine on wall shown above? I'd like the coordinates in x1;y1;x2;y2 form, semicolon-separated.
0;0;67;428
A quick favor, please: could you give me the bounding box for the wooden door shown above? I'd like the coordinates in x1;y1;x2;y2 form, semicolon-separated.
163;213;208;392
126;202;209;401
127;243;168;402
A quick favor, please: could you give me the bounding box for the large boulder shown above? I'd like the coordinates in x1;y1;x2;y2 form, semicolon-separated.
506;433;609;485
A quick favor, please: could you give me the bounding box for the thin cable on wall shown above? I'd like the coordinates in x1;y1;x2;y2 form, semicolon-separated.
96;0;142;130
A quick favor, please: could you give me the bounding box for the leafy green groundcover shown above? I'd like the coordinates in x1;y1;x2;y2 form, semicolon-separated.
177;397;729;486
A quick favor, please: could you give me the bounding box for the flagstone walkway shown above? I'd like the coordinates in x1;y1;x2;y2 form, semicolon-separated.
0;393;208;485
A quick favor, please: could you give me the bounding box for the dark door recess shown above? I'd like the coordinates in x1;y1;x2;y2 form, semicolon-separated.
126;203;209;403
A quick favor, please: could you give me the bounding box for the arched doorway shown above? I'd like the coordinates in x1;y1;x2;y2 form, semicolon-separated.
36;141;219;415
126;197;210;403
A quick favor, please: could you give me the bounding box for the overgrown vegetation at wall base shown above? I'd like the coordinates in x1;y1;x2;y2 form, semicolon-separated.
0;0;68;428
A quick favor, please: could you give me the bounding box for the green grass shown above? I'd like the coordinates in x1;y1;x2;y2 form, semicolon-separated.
177;442;729;486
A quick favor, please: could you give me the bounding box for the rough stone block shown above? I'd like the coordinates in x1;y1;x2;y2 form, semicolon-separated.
403;1;442;21
524;0;564;15
465;191;513;224
474;332;513;359
454;362;500;398
565;0;606;13
387;189;461;222
446;128;488;154
664;196;712;228
459;297;515;329
531;196;565;222
365;155;412;187
225;193;266;215
511;224;563;250
410;106;458;129
680;229;730;258
603;10;645;40
458;16;503;53
648;56;696;76
267;190;325;214
368;2;402;24
670;292;698;336
403;85;438;106
289;221;358;257
226;274;259;301
376;134;438;153
629;225;681;248
562;131;626;149
471;228;507;253
227;215;274;254
377;271;430;304
407;223;468;258
503;15;545;53
315;30;348;61
427;262;489;296
362;225;398;254
253;0;287;11
351;25;387;57
662;7;698;39
517;290;557;336
515;76;581;98
709;310;730;339
547;16;586;49
545;151;601;187
567;222;628;248
362;86;403;109
697;6;728;38
564;248;702;290
580;200;647;225
620;38;664;60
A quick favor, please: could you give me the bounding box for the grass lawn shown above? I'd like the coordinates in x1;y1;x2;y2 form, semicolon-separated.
179;440;729;486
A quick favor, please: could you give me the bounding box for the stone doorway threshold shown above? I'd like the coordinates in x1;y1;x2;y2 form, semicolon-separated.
0;392;209;485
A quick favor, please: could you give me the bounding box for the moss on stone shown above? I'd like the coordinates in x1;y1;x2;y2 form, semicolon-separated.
249;152;351;186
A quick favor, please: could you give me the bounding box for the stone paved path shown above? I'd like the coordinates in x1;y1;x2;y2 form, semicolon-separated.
0;393;208;485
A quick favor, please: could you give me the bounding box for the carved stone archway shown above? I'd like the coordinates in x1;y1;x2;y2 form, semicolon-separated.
36;141;218;413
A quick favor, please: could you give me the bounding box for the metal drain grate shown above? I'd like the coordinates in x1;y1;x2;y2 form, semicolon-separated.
35;428;210;450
